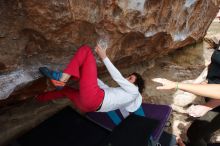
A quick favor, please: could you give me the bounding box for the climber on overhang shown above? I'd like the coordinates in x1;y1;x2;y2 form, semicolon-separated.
37;44;145;113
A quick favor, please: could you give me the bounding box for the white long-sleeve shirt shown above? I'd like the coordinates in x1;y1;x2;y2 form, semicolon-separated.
97;57;142;112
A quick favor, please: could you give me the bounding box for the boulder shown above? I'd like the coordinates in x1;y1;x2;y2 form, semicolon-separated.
0;0;219;101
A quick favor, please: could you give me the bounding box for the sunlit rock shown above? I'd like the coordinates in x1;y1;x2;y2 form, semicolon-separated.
0;0;219;100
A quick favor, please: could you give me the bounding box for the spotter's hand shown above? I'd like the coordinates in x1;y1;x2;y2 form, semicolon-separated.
152;78;177;90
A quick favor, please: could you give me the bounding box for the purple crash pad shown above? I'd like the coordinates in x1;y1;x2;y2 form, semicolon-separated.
86;103;172;141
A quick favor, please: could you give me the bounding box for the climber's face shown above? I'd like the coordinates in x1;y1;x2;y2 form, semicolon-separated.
126;75;136;84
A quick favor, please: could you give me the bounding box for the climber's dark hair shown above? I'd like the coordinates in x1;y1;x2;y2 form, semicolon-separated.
131;72;145;94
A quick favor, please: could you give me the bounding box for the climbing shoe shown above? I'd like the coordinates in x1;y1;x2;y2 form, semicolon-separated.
39;67;65;90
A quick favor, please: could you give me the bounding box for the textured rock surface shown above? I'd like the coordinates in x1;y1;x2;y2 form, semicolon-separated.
1;18;220;146
0;1;220;145
0;0;219;100
0;40;215;146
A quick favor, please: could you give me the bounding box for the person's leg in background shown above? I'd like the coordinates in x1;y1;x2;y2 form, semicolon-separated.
187;110;220;146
